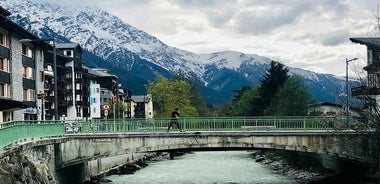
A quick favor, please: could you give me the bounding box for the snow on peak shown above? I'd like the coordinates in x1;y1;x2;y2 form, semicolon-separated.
199;50;271;70
0;0;342;90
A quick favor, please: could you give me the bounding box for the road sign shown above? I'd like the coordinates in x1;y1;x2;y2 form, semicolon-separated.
101;103;111;110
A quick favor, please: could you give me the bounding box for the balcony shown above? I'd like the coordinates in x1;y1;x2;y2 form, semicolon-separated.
351;86;380;97
0;44;9;58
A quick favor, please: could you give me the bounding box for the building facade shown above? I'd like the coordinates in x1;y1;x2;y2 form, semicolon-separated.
0;6;44;122
350;38;380;109
130;94;153;119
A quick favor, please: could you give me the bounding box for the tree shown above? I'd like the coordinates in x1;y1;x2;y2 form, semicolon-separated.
229;61;289;116
216;102;233;117
187;80;213;117
256;61;289;115
107;99;126;119
146;76;198;118
264;76;316;116
232;86;252;103
232;86;260;116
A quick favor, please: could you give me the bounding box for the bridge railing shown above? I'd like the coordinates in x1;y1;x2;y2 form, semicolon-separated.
0;116;354;149
0;120;65;149
77;116;348;133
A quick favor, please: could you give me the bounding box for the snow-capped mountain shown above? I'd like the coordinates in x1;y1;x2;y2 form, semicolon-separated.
0;0;347;104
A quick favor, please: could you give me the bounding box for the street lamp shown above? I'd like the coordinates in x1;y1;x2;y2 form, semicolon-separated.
20;38;58;120
346;57;358;124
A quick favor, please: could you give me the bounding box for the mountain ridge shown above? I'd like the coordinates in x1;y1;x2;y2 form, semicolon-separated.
0;0;347;105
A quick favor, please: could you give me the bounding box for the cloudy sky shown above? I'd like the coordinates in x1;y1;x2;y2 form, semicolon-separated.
35;0;379;76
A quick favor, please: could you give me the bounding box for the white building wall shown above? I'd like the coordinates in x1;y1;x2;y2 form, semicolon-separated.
90;82;101;119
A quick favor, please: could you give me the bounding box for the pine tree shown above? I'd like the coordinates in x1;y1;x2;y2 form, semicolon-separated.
265;76;316;116
255;61;289;115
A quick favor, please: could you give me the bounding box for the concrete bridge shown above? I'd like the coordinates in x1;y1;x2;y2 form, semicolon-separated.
0;116;378;183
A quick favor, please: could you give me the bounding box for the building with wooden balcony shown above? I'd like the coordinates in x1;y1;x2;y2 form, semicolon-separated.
350;37;380;108
54;43;89;120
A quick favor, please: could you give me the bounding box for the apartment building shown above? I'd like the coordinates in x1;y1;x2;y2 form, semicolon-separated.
0;5;137;121
0;6;45;122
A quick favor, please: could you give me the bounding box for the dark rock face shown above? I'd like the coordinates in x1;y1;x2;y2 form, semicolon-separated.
0;155;56;184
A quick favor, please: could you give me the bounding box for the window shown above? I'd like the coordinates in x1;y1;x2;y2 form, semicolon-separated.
0;32;3;46
0;58;9;72
0;28;8;47
76;94;82;101
75;73;82;79
22;66;35;79
23;89;35;101
22;44;32;57
23;89;28;101
23;66;27;78
65;50;72;57
0;83;10;97
76;83;82;90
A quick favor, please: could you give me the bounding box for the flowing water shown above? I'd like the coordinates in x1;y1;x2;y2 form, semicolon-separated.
105;151;299;184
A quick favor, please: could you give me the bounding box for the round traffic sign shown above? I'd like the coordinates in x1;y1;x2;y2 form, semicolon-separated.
101;104;111;110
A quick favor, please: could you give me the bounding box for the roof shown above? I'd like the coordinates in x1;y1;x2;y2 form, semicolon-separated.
56;43;82;51
350;37;380;48
0;6;11;17
86;67;116;77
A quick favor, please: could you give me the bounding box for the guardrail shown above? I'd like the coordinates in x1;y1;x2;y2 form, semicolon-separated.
0;120;65;149
78;116;351;133
0;116;364;149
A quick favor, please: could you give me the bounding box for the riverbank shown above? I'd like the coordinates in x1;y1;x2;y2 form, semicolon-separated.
252;150;379;184
0;153;57;184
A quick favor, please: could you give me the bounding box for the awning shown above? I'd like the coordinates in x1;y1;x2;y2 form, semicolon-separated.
0;98;29;111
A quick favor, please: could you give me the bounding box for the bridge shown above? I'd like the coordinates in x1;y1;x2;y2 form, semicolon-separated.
0;116;378;183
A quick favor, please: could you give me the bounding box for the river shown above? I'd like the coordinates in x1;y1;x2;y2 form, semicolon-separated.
104;151;299;184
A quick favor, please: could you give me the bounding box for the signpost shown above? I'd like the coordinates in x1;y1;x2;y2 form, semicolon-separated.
101;103;110;120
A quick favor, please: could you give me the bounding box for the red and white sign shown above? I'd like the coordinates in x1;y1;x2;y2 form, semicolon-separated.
101;103;111;110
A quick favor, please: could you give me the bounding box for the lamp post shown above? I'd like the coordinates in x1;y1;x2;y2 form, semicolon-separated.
20;38;58;120
345;57;358;124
